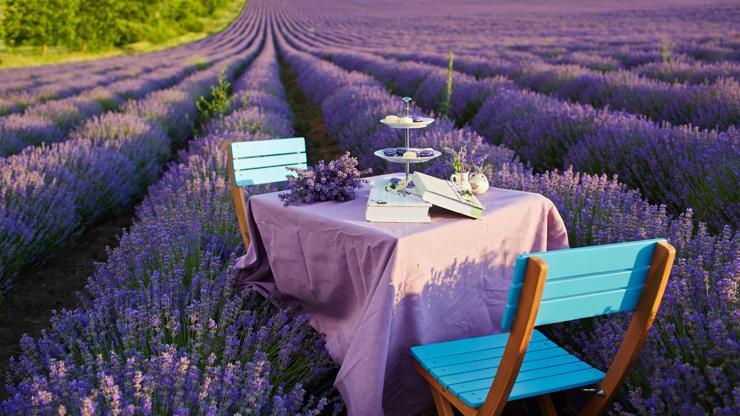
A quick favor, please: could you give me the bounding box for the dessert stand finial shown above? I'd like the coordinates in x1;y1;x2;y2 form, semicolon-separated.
402;97;412;118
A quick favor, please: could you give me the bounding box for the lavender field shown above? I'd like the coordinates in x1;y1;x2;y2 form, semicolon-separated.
0;0;738;414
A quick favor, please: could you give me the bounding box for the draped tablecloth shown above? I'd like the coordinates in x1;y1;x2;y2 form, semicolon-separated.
235;174;569;416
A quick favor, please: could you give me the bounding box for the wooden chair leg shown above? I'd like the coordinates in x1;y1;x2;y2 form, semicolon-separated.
416;406;436;416
225;142;251;252
535;395;558;416
579;242;676;416
430;387;455;416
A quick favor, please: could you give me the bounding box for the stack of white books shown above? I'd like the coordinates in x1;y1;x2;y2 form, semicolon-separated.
366;180;432;223
365;173;485;223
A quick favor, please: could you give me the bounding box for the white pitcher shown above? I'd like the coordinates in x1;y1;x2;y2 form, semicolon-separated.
450;172;472;193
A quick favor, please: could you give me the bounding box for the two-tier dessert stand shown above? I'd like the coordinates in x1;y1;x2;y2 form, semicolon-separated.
374;97;441;184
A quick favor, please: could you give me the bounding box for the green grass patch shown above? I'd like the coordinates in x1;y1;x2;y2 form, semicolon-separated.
0;0;245;69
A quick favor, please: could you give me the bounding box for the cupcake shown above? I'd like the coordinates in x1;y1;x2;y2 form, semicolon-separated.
402;151;418;159
383;148;396;157
383;115;400;123
398;116;413;124
419;149;434;157
412;115;425;123
395;147;407;156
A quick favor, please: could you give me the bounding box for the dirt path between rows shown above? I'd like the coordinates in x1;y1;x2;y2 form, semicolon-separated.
279;57;343;164
0;207;135;399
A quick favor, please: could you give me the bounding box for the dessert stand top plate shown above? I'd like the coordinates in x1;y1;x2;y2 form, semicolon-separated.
379;117;435;129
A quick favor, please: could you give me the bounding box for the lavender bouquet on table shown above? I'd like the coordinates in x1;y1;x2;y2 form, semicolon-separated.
280;152;371;206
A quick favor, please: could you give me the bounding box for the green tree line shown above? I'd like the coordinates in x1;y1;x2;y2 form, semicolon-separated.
1;0;235;54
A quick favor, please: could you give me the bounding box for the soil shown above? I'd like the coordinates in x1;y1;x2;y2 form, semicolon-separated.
279;56;344;163
0;207;135;399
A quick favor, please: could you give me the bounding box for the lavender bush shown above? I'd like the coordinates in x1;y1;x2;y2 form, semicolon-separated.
71;113;171;189
0;114;64;156
0;13;264;293
377;50;740;131
277;32;738;415
123;90;197;145
634;60;740;84
0;64;194;158
4;29;343;415
317;48;739;230
0;99;19;117
565;122;739;229
205;107;294;138
492;166;739;415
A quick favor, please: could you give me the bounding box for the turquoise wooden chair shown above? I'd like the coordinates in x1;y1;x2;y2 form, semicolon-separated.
226;137;307;250
411;239;675;416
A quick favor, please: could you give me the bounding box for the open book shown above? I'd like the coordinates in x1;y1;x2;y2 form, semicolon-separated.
412;172;485;219
366;180;432;223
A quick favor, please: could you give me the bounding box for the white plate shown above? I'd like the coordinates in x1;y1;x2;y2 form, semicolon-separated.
374;148;442;164
379;117;435;129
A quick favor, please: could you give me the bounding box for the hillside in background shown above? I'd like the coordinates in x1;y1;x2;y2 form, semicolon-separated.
0;0;246;68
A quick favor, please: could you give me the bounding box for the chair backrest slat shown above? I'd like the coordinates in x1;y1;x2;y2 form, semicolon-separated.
230;137;307;187
234;163;308;186
501;238;664;330
231;137;306;159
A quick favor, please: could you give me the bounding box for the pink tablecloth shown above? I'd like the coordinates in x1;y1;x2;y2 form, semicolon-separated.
235;174;568;416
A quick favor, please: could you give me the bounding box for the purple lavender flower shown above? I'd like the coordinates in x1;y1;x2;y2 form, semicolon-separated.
3;36;344;415
280;152;371;206
0;114;65;157
280;36;739;415
0;16;266;290
328;48;737;229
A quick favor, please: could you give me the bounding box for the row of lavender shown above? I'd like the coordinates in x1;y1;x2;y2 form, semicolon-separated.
467;34;739;78
0;14;259;158
0;63;166;116
0;10;264;294
284;41;738;231
517;45;740;83
384;50;739;131
281;13;739;132
2;35;343;415
280;1;739;80
482;31;739;73
0;27;238;114
0;62;200;157
276;26;738;414
523;48;740;82
302;27;739;86
0;51;210;114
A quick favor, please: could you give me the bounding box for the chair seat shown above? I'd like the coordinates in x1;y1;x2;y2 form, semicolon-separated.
411;330;605;408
